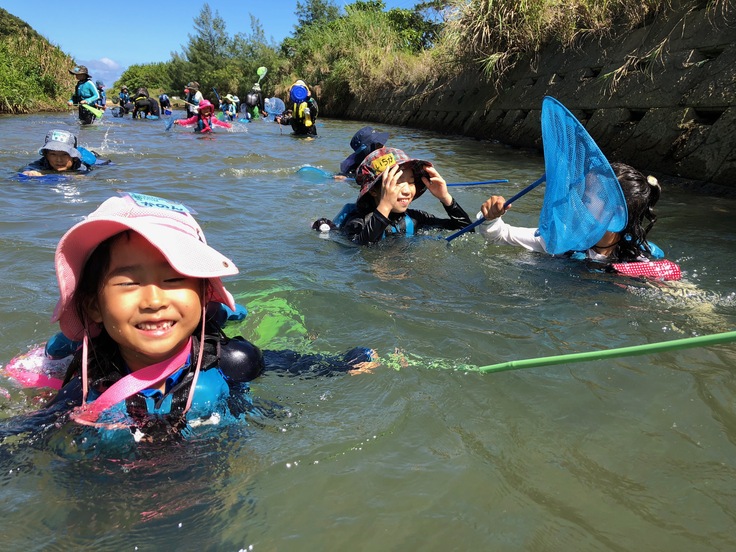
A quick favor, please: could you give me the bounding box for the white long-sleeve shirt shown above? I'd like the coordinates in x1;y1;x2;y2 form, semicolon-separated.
480;216;612;262
481;217;547;253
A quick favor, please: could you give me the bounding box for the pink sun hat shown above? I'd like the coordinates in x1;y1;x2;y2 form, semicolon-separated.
52;192;239;340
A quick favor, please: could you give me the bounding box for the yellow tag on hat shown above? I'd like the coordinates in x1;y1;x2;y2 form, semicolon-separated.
370;152;397;173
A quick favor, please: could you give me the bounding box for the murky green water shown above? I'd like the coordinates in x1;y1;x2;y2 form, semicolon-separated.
0;111;734;551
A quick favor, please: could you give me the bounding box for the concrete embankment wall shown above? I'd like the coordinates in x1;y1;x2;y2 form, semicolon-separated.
328;2;736;191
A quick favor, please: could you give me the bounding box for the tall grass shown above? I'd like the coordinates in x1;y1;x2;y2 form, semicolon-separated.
0;29;73;113
437;0;667;82
283;6;434;105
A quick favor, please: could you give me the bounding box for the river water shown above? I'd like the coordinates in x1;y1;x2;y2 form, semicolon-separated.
0;111;734;551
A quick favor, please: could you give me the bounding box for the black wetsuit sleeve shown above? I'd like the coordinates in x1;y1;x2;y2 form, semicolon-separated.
408;199;473;231
343;210;391;245
262;346;373;378
343;199;472;245
21;159;46;172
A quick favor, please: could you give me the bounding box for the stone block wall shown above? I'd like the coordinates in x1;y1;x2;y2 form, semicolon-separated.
331;2;735;189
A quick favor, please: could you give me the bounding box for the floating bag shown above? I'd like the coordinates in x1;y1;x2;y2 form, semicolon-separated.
538;96;627;254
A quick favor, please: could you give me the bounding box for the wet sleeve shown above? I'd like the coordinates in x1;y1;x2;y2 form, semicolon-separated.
0;378;82;438
343;211;391;245
83;82;99;104
262;347;374;378
20;159;45;172
409;199;472;231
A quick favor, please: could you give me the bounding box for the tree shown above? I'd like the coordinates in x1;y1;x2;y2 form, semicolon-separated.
116;62;172;95
182;3;232;76
295;0;341;29
387;7;442;52
230;15;281;98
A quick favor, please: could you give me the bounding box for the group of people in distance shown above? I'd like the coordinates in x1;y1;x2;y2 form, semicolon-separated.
69;64;318;137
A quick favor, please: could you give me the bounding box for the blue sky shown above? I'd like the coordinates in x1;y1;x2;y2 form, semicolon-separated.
5;0;419;86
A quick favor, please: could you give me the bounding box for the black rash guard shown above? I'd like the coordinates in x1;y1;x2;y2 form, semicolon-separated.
342;199;472;245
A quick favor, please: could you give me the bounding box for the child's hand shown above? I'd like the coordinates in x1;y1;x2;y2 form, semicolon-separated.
480;196;510;220
421;165;453;206
376;164;409;217
67;101;73;106
22;170;43;177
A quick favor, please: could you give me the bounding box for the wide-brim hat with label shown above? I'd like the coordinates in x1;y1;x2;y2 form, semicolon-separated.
355;147;432;204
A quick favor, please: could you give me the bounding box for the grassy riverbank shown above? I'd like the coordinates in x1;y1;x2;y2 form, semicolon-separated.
0;8;73;113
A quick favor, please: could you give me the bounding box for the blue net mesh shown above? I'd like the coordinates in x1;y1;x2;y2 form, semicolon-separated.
538;97;627;254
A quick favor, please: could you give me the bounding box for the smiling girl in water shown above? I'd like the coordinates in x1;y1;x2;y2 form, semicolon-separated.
6;192;375;442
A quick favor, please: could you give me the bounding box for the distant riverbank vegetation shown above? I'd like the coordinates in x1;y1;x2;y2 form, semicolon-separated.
0;8;75;113
0;0;718;114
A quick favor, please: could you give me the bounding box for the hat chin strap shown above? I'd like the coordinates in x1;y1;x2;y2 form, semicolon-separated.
73;303;207;428
184;304;206;414
81;331;90;404
183;282;209;414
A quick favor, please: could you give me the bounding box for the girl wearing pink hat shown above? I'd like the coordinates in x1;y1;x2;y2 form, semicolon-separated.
174;99;232;133
2;193;375;441
45;192;259;434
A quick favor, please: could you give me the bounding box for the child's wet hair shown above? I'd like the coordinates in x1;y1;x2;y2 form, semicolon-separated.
611;162;661;261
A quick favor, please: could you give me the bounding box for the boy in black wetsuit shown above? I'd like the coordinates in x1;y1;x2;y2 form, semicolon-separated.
339;147;473;245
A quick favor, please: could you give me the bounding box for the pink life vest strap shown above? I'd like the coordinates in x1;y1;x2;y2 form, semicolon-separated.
610;259;682;281
73;338;192;425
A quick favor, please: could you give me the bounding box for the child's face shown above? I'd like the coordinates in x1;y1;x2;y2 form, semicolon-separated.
87;232;203;371
371;164;417;213
45;150;74;171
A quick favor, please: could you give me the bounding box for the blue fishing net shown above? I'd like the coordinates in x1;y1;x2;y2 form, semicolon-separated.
538;97;627;254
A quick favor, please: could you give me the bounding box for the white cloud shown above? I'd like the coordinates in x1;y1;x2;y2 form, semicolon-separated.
97;57;121;70
80;57;126;88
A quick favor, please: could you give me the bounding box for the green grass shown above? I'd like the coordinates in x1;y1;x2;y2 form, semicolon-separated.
0;9;73;113
437;0;668;81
